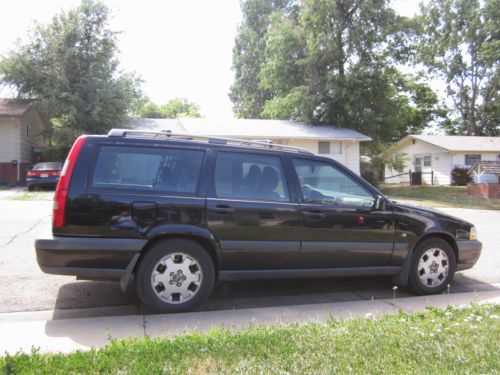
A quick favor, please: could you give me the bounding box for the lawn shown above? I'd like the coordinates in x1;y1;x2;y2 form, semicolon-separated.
1;304;499;374
379;184;500;210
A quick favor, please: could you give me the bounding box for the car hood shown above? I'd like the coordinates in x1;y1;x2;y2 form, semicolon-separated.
389;201;473;227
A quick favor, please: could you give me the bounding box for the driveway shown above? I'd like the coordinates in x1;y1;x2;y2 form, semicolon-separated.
0;194;498;318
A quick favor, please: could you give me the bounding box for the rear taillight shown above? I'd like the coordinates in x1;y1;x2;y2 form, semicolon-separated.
28;170;60;177
53;136;87;229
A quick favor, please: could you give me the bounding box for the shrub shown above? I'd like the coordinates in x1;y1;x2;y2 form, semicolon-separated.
451;166;472;186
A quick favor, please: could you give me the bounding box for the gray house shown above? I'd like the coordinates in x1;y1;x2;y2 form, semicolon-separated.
0;100;48;185
131;118;371;175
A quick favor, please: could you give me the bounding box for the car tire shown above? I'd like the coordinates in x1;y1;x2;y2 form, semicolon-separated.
28;185;34;191
136;238;215;313
409;238;456;295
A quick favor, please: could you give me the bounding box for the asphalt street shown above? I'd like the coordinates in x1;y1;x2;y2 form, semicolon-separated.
0;193;498;318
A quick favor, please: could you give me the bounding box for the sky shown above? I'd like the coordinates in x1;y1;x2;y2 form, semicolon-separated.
0;0;421;119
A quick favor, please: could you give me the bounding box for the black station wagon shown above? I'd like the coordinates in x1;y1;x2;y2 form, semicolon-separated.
35;129;482;312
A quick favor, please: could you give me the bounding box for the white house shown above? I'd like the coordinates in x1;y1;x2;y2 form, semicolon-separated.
384;135;500;185
0;100;48;185
131;118;371;174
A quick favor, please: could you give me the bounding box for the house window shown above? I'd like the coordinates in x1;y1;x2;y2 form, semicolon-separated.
423;155;431;167
318;141;330;154
26;123;31;138
331;141;342;154
465;154;481;166
318;141;341;154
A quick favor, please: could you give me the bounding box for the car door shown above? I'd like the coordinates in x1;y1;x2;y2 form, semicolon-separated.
66;143;207;240
291;157;395;268
206;150;302;270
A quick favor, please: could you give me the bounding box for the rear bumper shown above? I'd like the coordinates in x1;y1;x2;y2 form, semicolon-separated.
35;234;146;280
456;240;482;271
27;176;59;187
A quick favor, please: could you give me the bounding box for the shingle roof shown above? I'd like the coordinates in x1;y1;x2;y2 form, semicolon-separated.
130;118;372;141
410;135;500;152
0;100;32;117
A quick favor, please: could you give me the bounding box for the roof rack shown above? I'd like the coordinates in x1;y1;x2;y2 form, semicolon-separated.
108;128;314;155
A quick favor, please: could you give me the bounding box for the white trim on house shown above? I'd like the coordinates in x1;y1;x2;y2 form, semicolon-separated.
384;135;500;185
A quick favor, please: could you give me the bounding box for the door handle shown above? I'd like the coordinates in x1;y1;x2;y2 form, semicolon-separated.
208;205;235;215
302;210;325;219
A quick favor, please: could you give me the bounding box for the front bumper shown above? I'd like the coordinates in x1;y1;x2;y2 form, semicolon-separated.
456;240;482;271
35;233;146;280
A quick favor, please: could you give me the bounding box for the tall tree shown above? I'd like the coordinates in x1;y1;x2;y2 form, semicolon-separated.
229;0;296;118
0;0;141;136
231;0;441;150
418;0;500;136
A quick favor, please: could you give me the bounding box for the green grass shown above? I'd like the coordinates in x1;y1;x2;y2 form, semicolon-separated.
2;305;499;374
380;184;500;210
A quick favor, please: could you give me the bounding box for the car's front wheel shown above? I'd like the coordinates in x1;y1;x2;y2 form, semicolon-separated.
136;238;215;313
409;238;456;295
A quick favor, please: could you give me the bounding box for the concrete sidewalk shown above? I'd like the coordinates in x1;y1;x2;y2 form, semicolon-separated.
1;289;499;355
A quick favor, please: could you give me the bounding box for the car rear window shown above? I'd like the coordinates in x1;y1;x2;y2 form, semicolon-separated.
32;162;62;171
91;145;205;194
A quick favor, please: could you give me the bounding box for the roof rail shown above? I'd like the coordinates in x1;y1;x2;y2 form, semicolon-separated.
107;128;314;155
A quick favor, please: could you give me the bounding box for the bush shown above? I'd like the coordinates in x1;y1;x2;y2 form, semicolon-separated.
451;166;472;186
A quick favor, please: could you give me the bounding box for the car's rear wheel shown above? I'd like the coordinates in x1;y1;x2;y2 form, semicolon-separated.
409;238;456;295
136;238;215;313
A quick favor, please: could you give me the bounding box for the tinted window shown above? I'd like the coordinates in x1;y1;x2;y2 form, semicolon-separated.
214;152;289;202
92;145;204;194
293;158;374;207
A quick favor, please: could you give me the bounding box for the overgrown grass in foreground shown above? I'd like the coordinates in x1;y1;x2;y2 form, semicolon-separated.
2;305;499;374
380;184;500;210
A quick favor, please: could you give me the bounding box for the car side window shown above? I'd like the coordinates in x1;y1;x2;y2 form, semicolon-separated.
292;158;374;207
214;152;290;202
92;145;204;194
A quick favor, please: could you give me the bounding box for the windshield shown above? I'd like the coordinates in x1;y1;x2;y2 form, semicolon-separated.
32;162;62;171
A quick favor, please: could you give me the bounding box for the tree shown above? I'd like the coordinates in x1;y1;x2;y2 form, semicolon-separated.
0;0;141;137
417;0;500;136
229;0;296;118
231;0;442;151
138;97;201;118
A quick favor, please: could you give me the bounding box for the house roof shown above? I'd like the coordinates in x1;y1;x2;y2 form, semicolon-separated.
130;118;372;141
393;134;500;153
0;100;32;117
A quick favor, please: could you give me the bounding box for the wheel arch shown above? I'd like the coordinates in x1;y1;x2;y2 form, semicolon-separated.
413;232;459;263
136;232;221;277
393;232;458;288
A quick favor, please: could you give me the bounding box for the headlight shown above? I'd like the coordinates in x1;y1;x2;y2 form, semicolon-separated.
470;226;478;240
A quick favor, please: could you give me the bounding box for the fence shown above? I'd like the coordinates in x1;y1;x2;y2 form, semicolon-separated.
382;170;434;185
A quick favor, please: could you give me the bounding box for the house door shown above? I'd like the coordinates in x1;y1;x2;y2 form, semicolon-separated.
414;157;422;172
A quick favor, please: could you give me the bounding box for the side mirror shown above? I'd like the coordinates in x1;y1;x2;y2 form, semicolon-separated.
374;195;386;211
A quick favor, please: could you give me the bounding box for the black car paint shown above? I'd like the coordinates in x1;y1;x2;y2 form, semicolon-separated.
36;135;481;289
